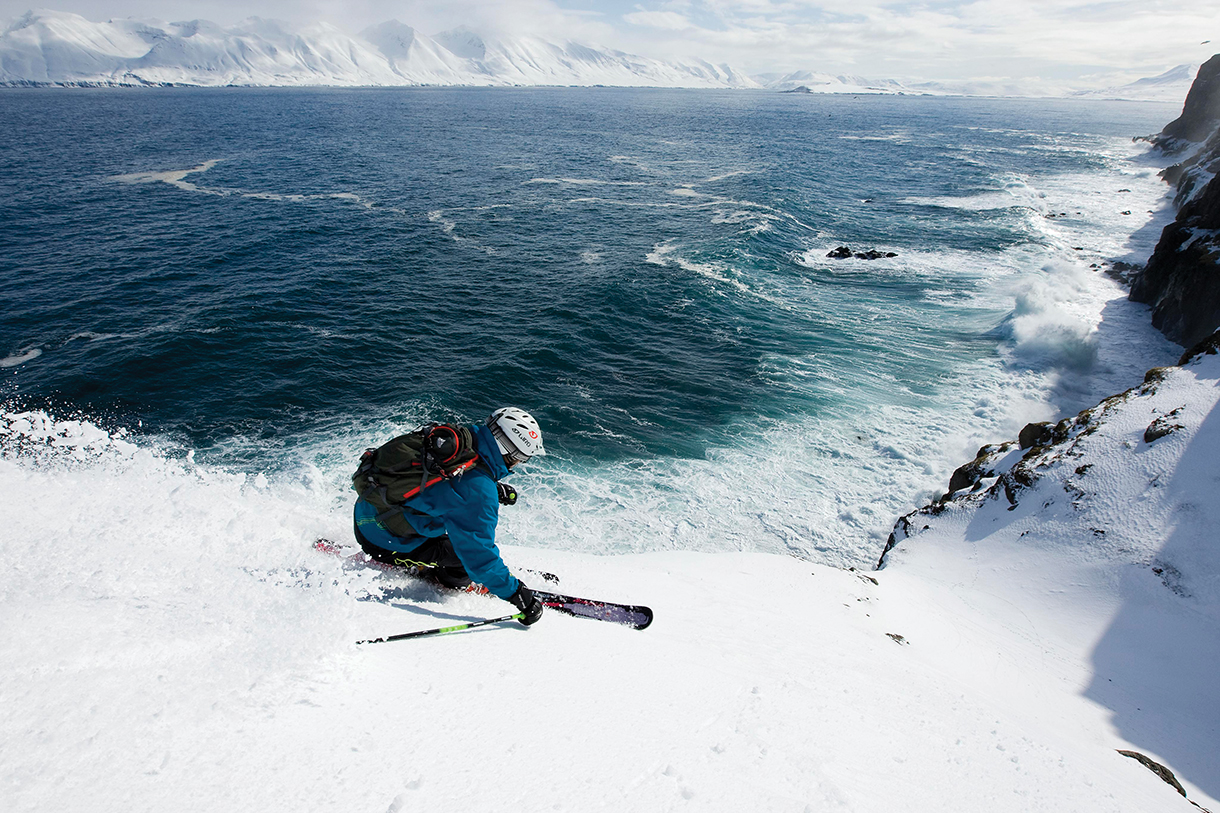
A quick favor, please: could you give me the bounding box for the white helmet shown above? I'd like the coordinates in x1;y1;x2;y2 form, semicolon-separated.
487;407;546;462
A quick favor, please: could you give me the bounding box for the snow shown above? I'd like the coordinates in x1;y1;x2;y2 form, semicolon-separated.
0;10;1197;97
3;344;1219;811
1073;64;1202;103
0;10;761;88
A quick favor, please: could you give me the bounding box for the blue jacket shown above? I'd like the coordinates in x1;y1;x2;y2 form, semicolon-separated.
353;424;519;599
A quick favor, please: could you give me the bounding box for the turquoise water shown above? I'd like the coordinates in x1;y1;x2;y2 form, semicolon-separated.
0;88;1183;565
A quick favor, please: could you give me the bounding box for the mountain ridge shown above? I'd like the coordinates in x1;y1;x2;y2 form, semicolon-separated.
0;9;760;88
0;9;1199;97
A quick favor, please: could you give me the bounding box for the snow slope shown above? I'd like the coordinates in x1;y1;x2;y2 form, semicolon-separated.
0;10;759;88
1074;64;1201;103
2;341;1218;812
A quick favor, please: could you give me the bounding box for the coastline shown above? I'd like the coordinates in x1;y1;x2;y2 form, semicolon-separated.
882;55;1220;568
874;58;1220;806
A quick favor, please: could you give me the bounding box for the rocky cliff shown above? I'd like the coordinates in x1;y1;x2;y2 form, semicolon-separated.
878;331;1220;569
1129;55;1220;347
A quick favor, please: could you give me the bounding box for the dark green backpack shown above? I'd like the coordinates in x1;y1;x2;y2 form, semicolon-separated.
353;424;480;525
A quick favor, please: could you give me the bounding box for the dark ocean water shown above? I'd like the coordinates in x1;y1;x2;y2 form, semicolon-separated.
0;87;1184;564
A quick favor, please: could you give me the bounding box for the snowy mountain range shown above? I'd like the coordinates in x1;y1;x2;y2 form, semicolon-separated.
0;10;758;88
0;9;1199;98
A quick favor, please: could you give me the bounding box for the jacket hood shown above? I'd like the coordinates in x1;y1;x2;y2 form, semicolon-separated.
473;423;511;481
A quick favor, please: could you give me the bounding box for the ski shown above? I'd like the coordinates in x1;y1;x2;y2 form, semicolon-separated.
535;590;653;630
313;539;652;629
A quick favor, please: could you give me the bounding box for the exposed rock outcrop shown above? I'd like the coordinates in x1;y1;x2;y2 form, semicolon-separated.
826;246;898;260
1130;176;1220;347
1154;54;1220;149
876;335;1218;569
1131;55;1220;347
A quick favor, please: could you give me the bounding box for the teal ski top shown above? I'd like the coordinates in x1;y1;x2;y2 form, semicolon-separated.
353;424;519;599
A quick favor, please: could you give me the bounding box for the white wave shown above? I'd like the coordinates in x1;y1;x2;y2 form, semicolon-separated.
58;322;228;348
644;240;678;266
710;209;780;234
567;197;684;208
425;208;507;256
0;348;42;367
645;240;784;305
901;174;1047;212
111;160;375;208
111;159;226;195
702;170;754;183
427;209;457;235
839;133;913;144
524;178;648;187
1004;260;1104;371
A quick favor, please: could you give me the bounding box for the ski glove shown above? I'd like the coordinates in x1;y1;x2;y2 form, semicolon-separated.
497;482;518;506
508;582;544;626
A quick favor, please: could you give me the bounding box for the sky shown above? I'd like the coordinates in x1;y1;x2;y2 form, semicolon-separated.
4;1;1219;83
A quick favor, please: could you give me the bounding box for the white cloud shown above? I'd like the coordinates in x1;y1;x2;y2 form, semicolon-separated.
623;10;692;29
603;0;1220;80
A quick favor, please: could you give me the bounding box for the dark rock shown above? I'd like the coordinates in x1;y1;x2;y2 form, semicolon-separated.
1116;750;1188;797
945;442;1013;494
1018;421;1054;449
827;246;897;260
1178;328;1220;364
999;472;1022;507
1130;57;1220;347
1145;409;1185;443
1130;171;1220;346
947;461;983;494
1015;415;1073;446
1009;462;1038;489
1104;260;1141;285
1144;366;1173;384
1155;54;1220;149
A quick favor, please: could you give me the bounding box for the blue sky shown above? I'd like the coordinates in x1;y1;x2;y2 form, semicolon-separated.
4;1;1218;82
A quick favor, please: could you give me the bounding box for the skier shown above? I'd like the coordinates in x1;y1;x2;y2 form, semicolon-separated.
353;408;547;626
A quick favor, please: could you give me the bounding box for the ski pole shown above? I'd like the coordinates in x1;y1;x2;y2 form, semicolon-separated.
356;613;524;645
